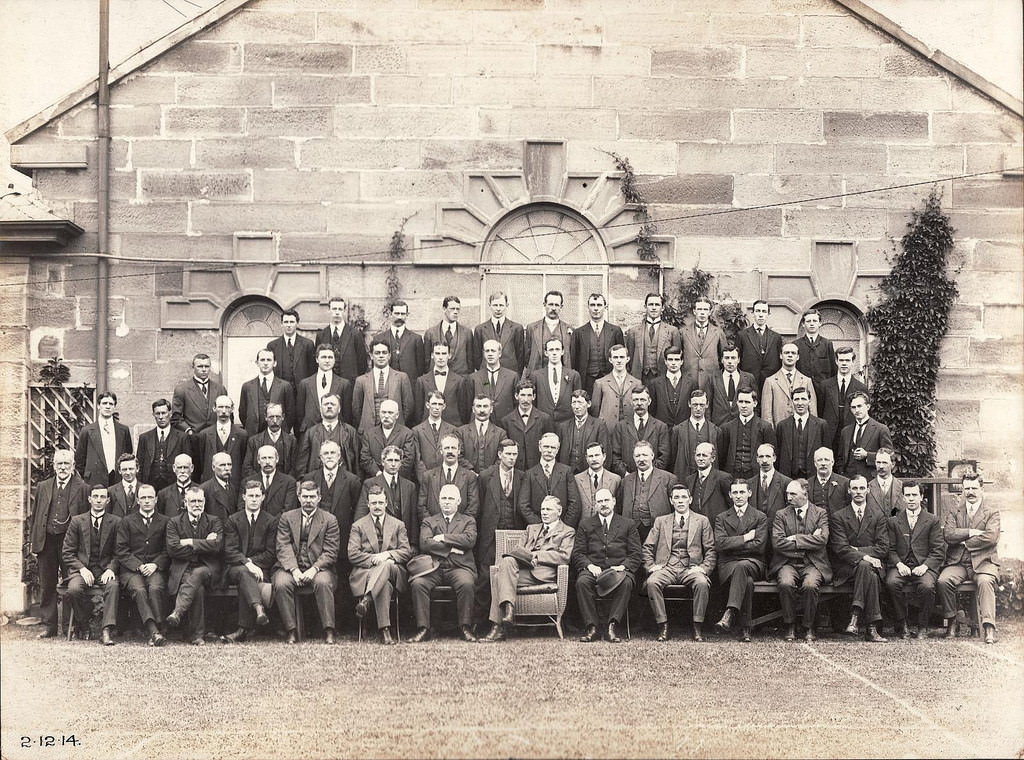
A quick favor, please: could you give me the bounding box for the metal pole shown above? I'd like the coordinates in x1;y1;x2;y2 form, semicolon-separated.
96;0;110;394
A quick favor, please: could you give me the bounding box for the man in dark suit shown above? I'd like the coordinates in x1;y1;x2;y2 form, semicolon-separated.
794;308;837;402
518;432;581;527
165;486;224;645
408;484;479;642
620;440;678;543
829;475;888;642
648;347;697;429
195;396;248;487
171;353;227;438
669;389;719;482
680;297;728;388
200;452;238;523
771;479;832;641
241;402;296;479
557;390;610;474
808;447;851;515
353;340;415;432
838;392;893;480
530;337;581;424
626;292;682;383
137;398;189;493
746;443;793;527
275;481;342;644
62;484;122;645
684;442;733;527
500;379;555;472
75;391;133;487
643;483;717;642
714;480;769;642
411;390;458;483
302;440;360;551
414;342;470;427
348;485;412;645
718;389;776;479
418;434;479;520
886;480;944;638
572;488;642;643
156;453;197;518
238;349;296;436
294;394;361;477
372;300;426;380
115;483;169;646
422;295;474;376
267;308;317;386
471;339;519;424
107;453;141;517
524;290;574;374
30;449;89;638
570;293;624;395
705;343;756;427
775;386;828;479
315;296;368;384
248;445;298;517
456;396;506;474
736;300;782;394
358;399;417;481
820;346;867;450
220;479;278;644
473;291;525;373
574;442;622;522
356;445;419;552
610;386;670;476
475;440;525;597
295;345;354;435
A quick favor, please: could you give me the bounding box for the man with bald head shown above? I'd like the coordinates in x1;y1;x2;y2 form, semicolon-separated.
519;432;581;527
808;447;850;514
165;486;224;645
195;395;248;487
156;453;198;518
471;339;519;423
684;442;733;527
359;398;417;482
241;402;296;479
200;452;237;522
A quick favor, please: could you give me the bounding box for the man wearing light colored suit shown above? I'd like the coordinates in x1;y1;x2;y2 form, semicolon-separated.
62;484;122;645
524;290;574;374
294;394;360;478
574;442;622;522
171;354;226;438
500;380;555;472
838;392;893;481
610;386;670;476
220;479;277;644
886;480;944;638
591;344;643;426
775;386;828;479
137;399;189;493
760;343;818;427
680;297;728;387
746;443;793;527
530;337;582;424
194;396;248;488
625;293;681;383
570;293;625;395
315;296;368;384
355;445;419;552
620;440;677;543
471;340;519;423
648;346;698;428
518;432;581;527
422;295;474;376
75;391;133;487
669;389;719;482
358;399;417;481
418;434;480;520
866;448;903;517
241;403;296;480
414;342;471;426
473;291;526;373
266;308;316;387
714;480;769;642
705;344;757;427
352;340;415;433
643;483;717;641
294;345;353;434
557;391;610;474
456;396;506;474
736;300;783;394
238;349;296;436
372;300;426;379
684;442;733;527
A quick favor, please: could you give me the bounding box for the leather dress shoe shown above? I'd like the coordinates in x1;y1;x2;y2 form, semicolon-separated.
407;627;430;643
100;627;116;646
38;628;58;639
944;621;958;639
500;601;514;625
655;623;669;642
984;624;996;645
164;610;183;628
149;632;167;647
579;625;598;643
480;624;505;642
784;625;796;642
692;624;703;642
897;624;910;640
380;628;395;645
461;625;478;642
865;625;887;643
715;608;734;633
741;628;752;643
324;628;336;645
190;635;206;646
844;613;860;635
285;630;298;644
804;628;817;642
220;628;248;644
910;626;926;639
254;605;269;627
354;596;370;619
606;622;621;643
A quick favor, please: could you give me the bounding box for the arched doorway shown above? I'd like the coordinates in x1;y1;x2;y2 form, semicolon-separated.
804;300;869;370
221;298;283;405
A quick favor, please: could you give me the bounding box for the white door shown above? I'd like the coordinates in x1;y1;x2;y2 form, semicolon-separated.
479;267;608;325
221;300;284;409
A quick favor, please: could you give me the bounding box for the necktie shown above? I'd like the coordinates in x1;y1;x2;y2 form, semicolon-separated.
445;516;452;532
543;464;551;480
250;513;256;529
551;365;559;391
478;423;485;438
854;424;863;447
593;472;599;491
855;507;863;522
191;520;199;532
541;524;549;538
602;519;609;536
444;327;452;347
434;371;447;377
445;467;453;484
93;517;101;532
637;416;645;437
261;377;269;395
321;374;328;390
199;382;208;398
158;429;165;443
757;328;765;351
648;322;655;344
377;370;385;395
375;517;383;543
698;326;706;342
334;327;340;342
840;378;847;398
502;472;511;497
489;371;497;391
797;418;804;435
431;423;439;442
264;475;271;491
727;373;736;402
495;320;502;337
761;473;768;493
786;371;793;386
908;512;917;531
325;471;334;488
143;516;151;530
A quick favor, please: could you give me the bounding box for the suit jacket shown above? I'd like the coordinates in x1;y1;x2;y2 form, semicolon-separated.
295;373;354;434
505;521;576;583
418;511;478;574
295;420;360;478
574;469;622;523
224;508;279;574
808;473;852;515
611;416;671;476
669;419;720;481
680;322;728;386
476;465;527;568
867;476;904;517
775;414;828;478
648;374;699;428
736;325;783;391
372;327;426;379
171;376;227;434
195;423;249;486
941;499;1000;574
200;477;238;523
518;462;581;527
241;429;297;481
705;369;758;426
414;370;471;426
411;419;458;483
820;373;868;450
760;368;818;427
887;509;944;572
352;369;415;432
315;323;368;383
473;318;526;373
267;334;317;386
625;321;681;379
570;321;625;385
770;503;833;582
794;335;837;395
470;367;519;423
107;480;139;517
238;376;295;436
829;503;888;585
620;467;678;525
455;421;506;474
166;511;224;594
303;467;361;544
556;415;610;474
359;424;417;481
418;464;480;521
500;407;555;472
590;372;643;426
250;471;298;517
524;318;574;373
530;365;582;424
643;510;717;574
684;468;733;527
718;416;777;476
838;418;893;480
136;426;189;490
347;513;412;595
746;470;793;526
422;321;474;375
156;480;197;518
571;512;642;574
75;421;133;486
714;506;769;580
115;510;170;571
277;507;340;572
355;473;419;552
62;512;121;574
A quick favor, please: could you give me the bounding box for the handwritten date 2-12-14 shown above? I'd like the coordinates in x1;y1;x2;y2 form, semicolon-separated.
20;736;80;748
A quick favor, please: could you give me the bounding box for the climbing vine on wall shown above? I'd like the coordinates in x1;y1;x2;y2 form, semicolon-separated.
384;213;416;315
662;266;749;344
604;151;659;280
865;187;958;476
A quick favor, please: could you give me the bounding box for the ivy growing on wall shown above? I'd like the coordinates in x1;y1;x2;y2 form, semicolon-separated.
384;213;416;316
662;266;749;343
866;187;958;476
604;151;660;280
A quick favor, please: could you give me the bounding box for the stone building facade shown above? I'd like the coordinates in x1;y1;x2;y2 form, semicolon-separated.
2;0;1021;610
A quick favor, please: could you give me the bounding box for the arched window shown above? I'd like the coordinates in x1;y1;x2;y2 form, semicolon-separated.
804;300;868;370
221;298;283;404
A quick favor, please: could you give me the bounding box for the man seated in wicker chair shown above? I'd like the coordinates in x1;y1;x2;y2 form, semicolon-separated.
480;495;575;642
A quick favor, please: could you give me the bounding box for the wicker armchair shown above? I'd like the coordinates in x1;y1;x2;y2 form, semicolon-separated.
489;529;569;639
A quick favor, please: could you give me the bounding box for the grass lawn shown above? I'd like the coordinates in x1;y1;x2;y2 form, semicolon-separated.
2;620;1022;759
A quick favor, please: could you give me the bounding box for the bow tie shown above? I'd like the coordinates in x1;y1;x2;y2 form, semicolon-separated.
434;371;447;376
